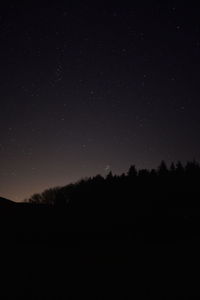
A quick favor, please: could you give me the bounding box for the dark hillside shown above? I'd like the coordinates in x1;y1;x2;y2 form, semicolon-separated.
0;197;15;206
1;162;200;298
1;161;200;246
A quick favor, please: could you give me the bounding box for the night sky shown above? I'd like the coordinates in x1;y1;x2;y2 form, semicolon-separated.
1;1;200;201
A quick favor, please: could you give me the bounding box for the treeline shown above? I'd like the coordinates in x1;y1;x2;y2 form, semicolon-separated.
25;160;200;218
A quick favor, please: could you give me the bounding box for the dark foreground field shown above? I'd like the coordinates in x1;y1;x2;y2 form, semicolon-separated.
1;193;200;299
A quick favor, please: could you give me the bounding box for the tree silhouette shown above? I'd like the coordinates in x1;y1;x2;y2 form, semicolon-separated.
158;160;168;177
25;160;200;220
128;165;137;178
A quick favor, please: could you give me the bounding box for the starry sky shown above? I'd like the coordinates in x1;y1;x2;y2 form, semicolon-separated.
1;1;200;201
